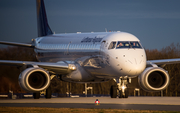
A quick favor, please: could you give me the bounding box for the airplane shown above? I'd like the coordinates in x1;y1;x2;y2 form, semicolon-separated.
0;0;180;99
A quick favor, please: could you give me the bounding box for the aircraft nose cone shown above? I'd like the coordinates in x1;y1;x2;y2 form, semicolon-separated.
120;57;146;76
114;49;146;77
125;58;146;76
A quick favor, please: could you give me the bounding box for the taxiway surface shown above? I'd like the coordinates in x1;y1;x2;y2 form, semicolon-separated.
0;97;180;111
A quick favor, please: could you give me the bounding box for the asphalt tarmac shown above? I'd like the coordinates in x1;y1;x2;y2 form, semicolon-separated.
0;97;180;111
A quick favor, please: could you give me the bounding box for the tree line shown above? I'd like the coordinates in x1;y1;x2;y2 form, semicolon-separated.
0;43;180;96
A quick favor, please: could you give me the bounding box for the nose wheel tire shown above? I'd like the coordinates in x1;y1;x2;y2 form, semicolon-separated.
124;88;129;98
110;85;117;98
33;92;40;99
118;88;129;98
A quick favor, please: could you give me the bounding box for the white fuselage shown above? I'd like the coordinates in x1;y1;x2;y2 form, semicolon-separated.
34;32;146;82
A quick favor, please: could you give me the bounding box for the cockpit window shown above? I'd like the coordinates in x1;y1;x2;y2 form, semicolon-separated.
130;41;142;48
116;41;142;49
116;41;130;48
108;41;116;49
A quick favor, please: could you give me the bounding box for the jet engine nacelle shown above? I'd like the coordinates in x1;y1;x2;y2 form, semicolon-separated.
18;67;50;92
138;67;169;92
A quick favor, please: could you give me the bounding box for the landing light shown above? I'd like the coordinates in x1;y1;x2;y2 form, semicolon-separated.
122;86;126;90
68;64;76;71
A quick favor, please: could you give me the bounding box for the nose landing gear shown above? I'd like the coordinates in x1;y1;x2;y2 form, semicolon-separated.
110;77;131;98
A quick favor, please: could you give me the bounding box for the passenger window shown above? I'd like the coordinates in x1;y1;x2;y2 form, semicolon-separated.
108;42;116;49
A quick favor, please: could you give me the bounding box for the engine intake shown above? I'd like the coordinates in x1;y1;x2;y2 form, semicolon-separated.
138;67;169;92
18;67;50;92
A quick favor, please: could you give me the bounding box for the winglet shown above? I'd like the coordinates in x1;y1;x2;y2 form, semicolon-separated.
36;0;53;37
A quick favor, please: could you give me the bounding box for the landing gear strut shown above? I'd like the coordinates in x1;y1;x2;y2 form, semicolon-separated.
110;77;131;98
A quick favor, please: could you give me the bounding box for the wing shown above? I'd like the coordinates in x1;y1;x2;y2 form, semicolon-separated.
147;58;180;67
0;60;76;75
0;41;34;48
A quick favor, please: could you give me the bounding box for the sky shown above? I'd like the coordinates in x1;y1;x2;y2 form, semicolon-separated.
0;0;180;50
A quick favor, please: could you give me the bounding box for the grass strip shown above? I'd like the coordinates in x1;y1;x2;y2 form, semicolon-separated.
0;107;180;113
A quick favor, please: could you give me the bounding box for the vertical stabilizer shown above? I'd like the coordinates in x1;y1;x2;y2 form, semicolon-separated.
36;0;53;37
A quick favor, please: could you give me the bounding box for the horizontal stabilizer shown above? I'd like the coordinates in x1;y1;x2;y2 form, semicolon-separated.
0;41;34;48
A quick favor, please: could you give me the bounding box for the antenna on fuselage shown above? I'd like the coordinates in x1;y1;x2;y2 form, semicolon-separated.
105;28;107;32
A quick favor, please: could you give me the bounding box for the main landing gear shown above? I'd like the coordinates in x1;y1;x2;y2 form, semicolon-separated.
110;77;131;98
33;85;52;99
33;75;55;99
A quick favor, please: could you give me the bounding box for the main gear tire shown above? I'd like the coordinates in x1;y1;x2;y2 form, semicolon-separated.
33;92;40;99
45;86;52;99
110;85;117;98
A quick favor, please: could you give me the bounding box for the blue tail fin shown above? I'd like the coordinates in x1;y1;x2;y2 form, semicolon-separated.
36;0;53;37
